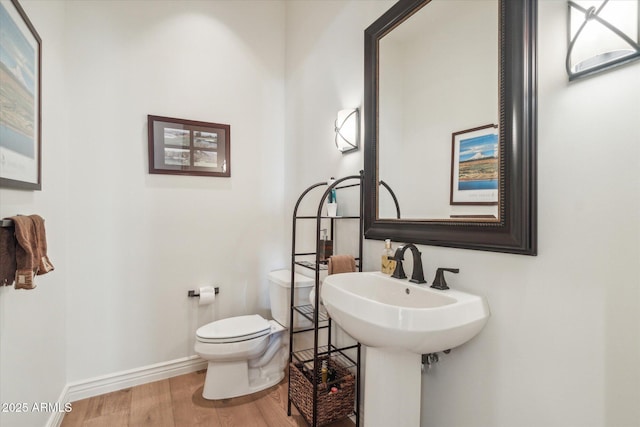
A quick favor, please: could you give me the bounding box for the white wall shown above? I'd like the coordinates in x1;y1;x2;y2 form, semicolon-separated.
286;1;640;427
283;0;391;265
2;2;286;426
284;0;384;201
61;0;287;382
0;2;68;426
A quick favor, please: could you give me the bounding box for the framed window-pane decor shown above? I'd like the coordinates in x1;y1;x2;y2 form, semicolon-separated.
148;115;230;177
0;0;42;190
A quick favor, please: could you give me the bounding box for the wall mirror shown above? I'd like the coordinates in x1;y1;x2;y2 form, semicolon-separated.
363;0;537;255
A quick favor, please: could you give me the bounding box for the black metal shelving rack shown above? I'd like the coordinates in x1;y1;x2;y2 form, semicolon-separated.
287;173;364;427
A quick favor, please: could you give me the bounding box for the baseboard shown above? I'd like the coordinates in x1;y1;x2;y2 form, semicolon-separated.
46;355;207;427
45;385;70;427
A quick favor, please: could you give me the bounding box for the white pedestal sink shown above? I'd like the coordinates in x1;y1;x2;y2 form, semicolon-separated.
321;272;490;427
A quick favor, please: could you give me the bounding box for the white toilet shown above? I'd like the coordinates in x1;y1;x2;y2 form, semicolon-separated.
194;269;314;400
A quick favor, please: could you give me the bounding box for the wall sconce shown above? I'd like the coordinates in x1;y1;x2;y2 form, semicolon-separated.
334;108;360;153
567;0;640;80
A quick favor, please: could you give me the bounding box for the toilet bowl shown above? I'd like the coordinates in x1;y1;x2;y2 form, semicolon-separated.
194;270;313;400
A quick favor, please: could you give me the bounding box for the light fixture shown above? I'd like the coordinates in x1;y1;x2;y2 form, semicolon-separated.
334;108;360;153
567;0;640;80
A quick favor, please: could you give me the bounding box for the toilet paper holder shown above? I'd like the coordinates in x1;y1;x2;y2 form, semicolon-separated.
188;287;220;297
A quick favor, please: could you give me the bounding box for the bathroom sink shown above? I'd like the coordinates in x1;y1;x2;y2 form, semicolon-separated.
322;272;490;426
321;271;489;354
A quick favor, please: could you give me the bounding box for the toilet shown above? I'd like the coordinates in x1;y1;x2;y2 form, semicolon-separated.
194;269;314;400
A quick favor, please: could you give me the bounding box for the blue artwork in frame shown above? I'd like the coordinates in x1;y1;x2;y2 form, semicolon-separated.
0;0;42;190
450;124;499;205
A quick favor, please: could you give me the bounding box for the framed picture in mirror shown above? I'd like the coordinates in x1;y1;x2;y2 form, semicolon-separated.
450;124;499;205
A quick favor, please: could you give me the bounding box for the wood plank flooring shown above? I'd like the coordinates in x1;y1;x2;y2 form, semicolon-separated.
61;370;355;427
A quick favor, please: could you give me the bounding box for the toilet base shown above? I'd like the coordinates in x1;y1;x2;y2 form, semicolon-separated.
202;355;286;400
199;326;288;400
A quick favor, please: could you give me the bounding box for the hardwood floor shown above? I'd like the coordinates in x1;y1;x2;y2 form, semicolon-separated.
61;370;355;427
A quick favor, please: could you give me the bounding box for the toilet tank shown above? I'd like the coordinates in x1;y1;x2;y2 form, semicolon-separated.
268;269;314;329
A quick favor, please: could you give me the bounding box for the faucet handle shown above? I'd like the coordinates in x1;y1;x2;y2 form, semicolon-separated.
391;258;407;279
431;268;459;290
391;247;407;279
409;249;426;284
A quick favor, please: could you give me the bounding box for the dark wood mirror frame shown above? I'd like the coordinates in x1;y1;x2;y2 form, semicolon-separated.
363;0;537;255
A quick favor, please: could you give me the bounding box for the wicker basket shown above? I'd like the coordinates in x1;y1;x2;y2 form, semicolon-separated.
289;356;355;426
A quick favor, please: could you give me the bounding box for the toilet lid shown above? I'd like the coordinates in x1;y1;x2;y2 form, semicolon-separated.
196;314;271;344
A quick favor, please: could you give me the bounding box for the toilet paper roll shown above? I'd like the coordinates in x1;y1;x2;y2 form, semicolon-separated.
198;286;216;306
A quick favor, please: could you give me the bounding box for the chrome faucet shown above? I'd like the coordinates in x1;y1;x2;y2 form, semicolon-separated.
391;243;426;284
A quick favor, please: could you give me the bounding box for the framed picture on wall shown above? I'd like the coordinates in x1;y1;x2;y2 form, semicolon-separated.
0;0;42;190
450;124;499;205
148;115;230;177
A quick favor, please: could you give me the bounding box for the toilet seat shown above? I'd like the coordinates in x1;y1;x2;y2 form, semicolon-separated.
196;314;271;344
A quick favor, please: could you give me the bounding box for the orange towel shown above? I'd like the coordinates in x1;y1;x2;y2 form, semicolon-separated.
328;255;356;275
30;215;54;276
11;216;38;289
9;215;54;289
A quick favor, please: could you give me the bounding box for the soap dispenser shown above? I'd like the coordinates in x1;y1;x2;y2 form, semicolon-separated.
381;239;396;274
319;229;333;262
